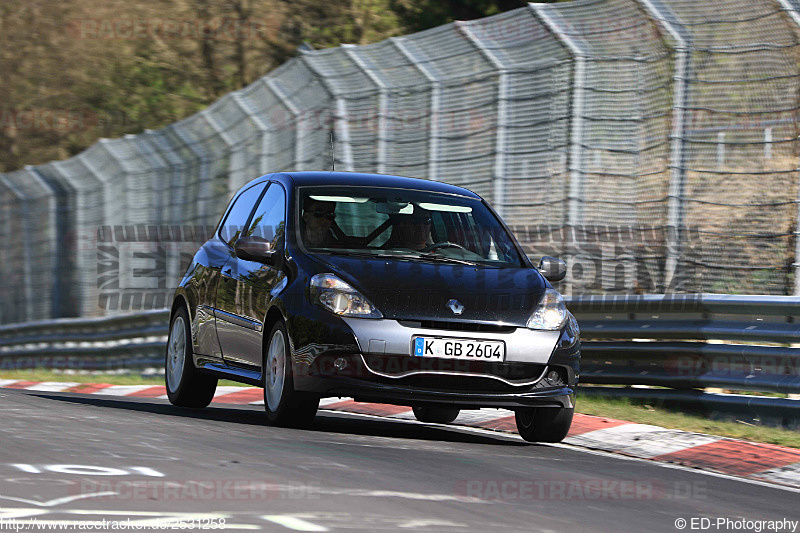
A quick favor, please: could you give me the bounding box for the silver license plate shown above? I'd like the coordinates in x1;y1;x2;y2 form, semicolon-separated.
412;336;505;362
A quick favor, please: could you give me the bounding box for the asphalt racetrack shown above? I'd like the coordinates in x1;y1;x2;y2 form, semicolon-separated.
0;387;797;532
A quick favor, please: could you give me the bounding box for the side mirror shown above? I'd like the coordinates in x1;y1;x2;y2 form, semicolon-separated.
538;256;566;282
235;236;277;265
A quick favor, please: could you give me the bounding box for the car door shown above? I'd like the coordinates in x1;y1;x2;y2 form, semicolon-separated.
216;182;287;368
213;182;268;366
191;182;266;359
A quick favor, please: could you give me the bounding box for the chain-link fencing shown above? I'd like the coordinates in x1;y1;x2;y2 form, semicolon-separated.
1;0;799;323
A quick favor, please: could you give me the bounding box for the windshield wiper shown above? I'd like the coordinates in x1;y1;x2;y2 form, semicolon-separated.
314;249;478;266
416;253;478;266
315;250;407;260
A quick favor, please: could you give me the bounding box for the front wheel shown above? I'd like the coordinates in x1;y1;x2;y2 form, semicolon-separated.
165;306;217;408
412;406;460;424
515;407;573;443
263;320;319;427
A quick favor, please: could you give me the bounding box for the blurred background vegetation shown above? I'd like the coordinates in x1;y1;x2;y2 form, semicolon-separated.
0;0;541;173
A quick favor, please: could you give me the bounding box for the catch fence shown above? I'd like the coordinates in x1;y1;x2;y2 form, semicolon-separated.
2;0;800;322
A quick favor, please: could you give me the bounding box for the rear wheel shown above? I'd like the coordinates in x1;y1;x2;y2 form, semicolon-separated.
412;406;460;424
165;306;217;408
515;407;573;443
263;320;319;427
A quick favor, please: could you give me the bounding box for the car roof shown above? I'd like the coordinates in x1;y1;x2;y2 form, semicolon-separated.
258;171;481;199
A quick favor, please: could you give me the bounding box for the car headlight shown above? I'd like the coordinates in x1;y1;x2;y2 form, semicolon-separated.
527;288;568;330
310;274;383;318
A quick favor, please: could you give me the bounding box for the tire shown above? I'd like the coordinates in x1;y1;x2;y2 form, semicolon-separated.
263;320;319;427
412;406;460;424
166;306;218;408
515;407;573;443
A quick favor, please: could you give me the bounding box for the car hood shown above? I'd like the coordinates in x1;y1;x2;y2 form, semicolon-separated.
311;255;548;326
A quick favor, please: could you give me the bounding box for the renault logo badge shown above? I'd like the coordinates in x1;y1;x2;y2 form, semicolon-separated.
447;299;464;315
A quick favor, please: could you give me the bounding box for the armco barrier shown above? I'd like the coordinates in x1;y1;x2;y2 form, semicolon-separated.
0;295;797;426
0;309;169;370
572;293;800;427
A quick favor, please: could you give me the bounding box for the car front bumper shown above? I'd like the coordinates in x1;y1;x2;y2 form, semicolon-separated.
324;376;576;410
289;314;580;410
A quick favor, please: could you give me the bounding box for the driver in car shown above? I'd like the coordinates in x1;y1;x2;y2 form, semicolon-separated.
302;198;340;247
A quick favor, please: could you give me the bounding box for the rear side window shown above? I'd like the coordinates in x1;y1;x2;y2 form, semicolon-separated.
218;184;265;246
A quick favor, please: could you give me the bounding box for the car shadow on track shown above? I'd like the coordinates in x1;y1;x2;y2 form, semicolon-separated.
27;392;531;448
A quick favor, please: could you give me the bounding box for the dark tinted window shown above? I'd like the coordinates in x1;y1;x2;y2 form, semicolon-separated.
218;184;265;246
246;183;286;250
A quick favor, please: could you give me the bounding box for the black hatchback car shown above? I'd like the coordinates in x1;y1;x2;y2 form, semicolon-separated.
165;172;580;442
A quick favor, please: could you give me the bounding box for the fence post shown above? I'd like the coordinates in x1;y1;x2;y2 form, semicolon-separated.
635;0;690;292
25;166;59;319
201;109;237;202
773;0;800;294
230;92;272;183
529;4;586;228
264;78;306;172
391;37;441;181
299;55;355;173
342;45;388;174
0;175;30;322
456;22;509;216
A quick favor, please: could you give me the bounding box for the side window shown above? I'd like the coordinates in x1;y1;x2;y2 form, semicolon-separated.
247;183;286;250
218;184;265;246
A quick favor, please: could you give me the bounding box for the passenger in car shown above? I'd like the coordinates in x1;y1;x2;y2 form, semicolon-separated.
383;209;432;251
302;198;340;247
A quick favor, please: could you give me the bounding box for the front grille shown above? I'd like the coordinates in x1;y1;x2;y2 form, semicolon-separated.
363;354;544;383
398;320;516;333
393;374;518;393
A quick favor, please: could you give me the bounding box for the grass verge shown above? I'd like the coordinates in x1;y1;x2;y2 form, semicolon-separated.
1;369;797;448
576;394;799;449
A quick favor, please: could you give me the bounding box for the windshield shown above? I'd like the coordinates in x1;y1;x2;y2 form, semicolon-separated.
297;186;524;267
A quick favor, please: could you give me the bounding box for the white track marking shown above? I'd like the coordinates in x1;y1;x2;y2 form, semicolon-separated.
212;386;252;398
11;463;41;473
0;492;120;507
752;461;800;488
22;382;80;392
129;466;165;477
318;397;352;407
564;424;721;458
330;409;800;494
263;515;329;531
95;385;156;396
398;519;466;528
0;380;20;387
0;509;49;519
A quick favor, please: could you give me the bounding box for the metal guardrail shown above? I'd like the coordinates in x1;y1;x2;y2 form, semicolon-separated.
0;295;797;426
568;294;800;427
0;310;169;370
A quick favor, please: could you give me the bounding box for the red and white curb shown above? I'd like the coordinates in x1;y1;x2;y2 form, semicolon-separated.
3;380;799;489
